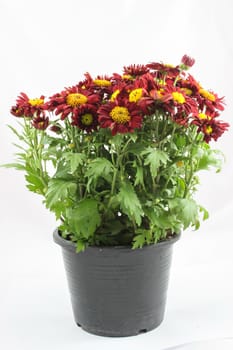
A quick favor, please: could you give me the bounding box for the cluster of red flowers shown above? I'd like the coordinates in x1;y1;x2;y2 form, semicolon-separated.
11;55;229;142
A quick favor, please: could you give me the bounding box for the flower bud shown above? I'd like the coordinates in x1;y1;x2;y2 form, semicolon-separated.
180;55;195;70
50;124;62;133
10;105;24;118
32;116;49;130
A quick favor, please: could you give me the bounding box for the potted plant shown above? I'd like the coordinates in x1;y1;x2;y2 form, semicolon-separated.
6;55;229;337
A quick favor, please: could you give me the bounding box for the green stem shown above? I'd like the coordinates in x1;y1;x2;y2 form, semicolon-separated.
184;129;197;198
23;119;48;194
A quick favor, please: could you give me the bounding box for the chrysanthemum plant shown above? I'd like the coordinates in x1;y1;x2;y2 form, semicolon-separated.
7;55;229;251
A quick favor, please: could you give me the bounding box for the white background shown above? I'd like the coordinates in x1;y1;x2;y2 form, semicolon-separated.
0;1;233;349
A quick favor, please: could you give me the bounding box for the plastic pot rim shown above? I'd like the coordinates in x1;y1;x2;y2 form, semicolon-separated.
53;228;180;253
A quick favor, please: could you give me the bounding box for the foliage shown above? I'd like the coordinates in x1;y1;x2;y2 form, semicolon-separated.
5;55;229;251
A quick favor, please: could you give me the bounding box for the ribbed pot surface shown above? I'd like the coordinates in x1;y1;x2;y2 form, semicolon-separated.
54;230;179;337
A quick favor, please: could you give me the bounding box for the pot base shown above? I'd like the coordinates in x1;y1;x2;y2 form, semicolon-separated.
76;320;163;337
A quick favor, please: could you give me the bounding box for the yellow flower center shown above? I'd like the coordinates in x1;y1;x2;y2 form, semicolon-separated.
157;89;164;98
110;89;120;101
199;113;211;120
122;74;134;80
93;79;111;87
181;88;192;96
164;63;174;68
28;98;44;106
176;161;184;167
156;79;166;86
129;88;143;103
66;93;88;107
205;126;213;134
172;92;186;104
199;89;216;101
81;113;93;126
110;106;131;124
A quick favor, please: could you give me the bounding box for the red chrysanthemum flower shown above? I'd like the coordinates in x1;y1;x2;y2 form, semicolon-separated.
32;115;49;130
191;112;229;142
146;85;198;121
72;107;99;133
78;73;113;97
146;62;180;79
131;72;157;91
177;74;201;96
47;87;100;120
11;92;45;118
98;99;143;135
76;72;93;90
196;88;225;112
123;64;150;77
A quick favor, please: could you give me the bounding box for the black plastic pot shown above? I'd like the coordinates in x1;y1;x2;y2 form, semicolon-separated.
53;229;179;337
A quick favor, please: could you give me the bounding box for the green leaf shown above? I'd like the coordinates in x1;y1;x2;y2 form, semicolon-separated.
1;163;25;171
117;181;143;226
128;133;137;142
100;220;125;236
169;198;198;229
132;234;146;249
7;124;29;144
45;178;77;209
174;134;187;148
111;134;124;148
142;147;169;177
132;229;152;249
67;199;101;239
25;172;47;194
54;161;71;178
198;205;209;221
86;158;114;190
134;163;145;188
144;207;175;229
127;142;145;155
48;200;71;220
63;152;86;173
76;240;86;253
196;148;223;172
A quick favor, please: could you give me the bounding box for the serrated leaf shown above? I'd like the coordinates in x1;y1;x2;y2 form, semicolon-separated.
76;240;86;253
86;158;113;190
127;143;145;155
174;134;187;147
25;172;47;194
1;163;25;171
169;198;198;229
132;234;146;249
196;148;223;172
117;181;143;226
144;207;172;229
134;163;145;188
12;143;27;151
142;147;169;177
67;199;101;239
129;133;137;142
45;178;77;209
199;205;209;221
7;124;29;144
111;134;124;147
100;220;125;236
54;161;71;178
63;152;86;173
